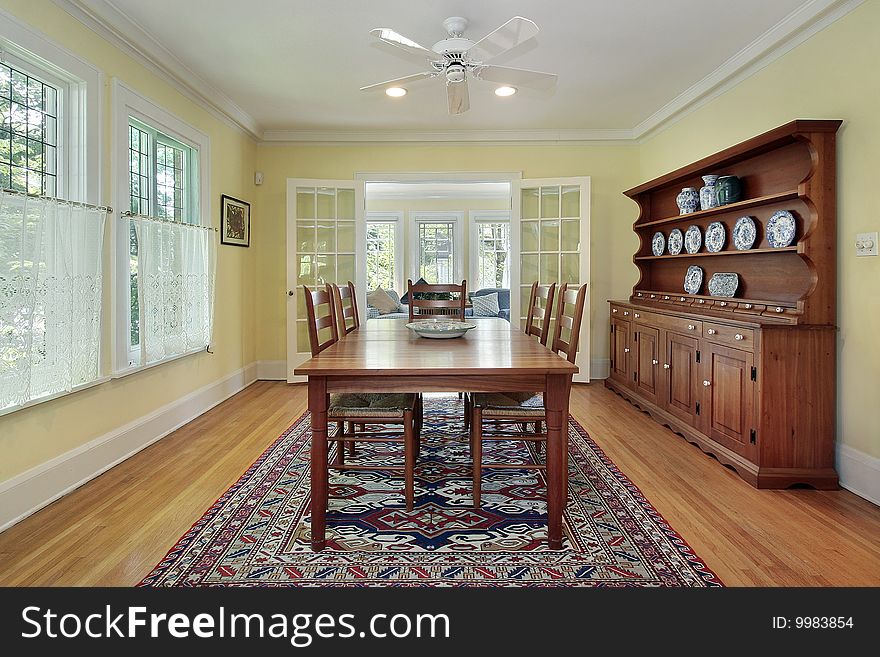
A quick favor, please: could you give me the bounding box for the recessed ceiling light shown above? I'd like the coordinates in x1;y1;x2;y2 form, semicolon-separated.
385;87;407;97
495;86;517;97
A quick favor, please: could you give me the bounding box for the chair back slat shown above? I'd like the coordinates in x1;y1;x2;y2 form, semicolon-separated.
303;285;339;356
525;282;556;346
550;283;588;363
330;281;360;336
407;279;467;321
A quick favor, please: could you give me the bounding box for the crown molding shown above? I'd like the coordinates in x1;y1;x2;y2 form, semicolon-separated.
632;0;864;141
51;0;860;145
52;0;262;139
260;128;635;143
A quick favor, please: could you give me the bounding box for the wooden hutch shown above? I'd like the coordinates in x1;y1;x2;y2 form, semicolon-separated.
607;119;841;489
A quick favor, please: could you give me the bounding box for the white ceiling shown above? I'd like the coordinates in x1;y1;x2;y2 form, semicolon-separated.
70;0;856;138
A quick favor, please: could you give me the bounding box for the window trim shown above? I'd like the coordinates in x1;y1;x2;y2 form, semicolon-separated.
365;211;403;293
111;79;211;377
410;211;463;284
468;210;511;291
0;9;102;204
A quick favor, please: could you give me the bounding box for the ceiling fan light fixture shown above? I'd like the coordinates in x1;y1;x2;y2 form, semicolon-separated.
385;87;407;97
494;86;517;97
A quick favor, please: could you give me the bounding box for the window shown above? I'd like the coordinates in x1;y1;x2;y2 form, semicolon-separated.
470;212;510;289
365;212;402;292
0;63;58;196
412;212;462;284
126;119;199;350
113;81;212;374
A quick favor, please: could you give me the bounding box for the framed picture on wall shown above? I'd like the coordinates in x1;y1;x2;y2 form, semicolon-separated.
220;195;250;247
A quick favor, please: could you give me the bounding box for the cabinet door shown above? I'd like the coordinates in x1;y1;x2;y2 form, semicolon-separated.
633;323;660;404
702;343;756;457
664;331;699;425
610;318;631;386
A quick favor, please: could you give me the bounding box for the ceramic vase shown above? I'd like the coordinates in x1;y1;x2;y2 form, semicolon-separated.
699;175;719;211
715;175;742;206
676;187;700;215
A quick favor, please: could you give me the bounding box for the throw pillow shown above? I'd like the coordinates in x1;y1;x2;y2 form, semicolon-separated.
472;292;500;317
366;288;400;315
366;306;380;319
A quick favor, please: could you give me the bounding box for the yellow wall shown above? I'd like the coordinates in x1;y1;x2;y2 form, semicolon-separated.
365;195;510;288
638;1;880;458
255;143;642;367
0;0;257;480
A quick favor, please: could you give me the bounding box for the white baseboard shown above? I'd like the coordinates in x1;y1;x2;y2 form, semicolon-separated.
256;359;287;381
591;358;610;380
838;444;880;506
0;362;259;532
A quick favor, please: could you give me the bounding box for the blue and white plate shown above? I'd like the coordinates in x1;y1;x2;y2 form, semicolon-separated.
705;221;726;252
766;210;796;248
707;272;739;297
652;231;665;256
733;216;757;250
685;225;702;254
406;320;477;339
668;228;683;255
684;265;704;295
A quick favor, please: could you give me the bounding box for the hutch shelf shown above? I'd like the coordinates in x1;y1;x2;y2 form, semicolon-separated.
606;119;841;489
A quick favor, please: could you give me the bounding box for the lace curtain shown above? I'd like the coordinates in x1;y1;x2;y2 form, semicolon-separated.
133;216;215;366
0;191;106;412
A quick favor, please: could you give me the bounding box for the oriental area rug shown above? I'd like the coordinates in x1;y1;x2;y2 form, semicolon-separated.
140;398;722;587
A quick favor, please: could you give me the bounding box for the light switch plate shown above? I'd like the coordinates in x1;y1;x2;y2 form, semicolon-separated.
855;232;878;257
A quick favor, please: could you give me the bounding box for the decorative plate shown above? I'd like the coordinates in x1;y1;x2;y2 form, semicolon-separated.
683;265;704;295
652;231;665;256
766;210;796;248
406;319;477;339
667;228;683;255
733;216;757;250
684;225;702;254
707;272;739;297
705;221;726;253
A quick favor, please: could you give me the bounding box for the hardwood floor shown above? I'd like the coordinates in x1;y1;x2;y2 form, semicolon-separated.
1;380;878;586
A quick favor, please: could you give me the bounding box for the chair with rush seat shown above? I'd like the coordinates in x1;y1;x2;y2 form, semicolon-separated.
467;283;588;507
303;285;421;510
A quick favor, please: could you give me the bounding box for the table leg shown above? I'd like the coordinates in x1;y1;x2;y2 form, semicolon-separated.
545;373;572;550
309;377;328;551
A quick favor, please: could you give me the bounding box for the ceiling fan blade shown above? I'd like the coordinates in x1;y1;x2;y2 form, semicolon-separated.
370;28;436;64
466;16;539;63
360;72;434;93
473;65;557;91
447;81;469;115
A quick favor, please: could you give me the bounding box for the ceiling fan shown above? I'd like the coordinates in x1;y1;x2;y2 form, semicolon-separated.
360;16;557;115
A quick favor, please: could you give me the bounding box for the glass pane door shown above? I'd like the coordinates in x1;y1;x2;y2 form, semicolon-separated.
287;179;364;381
517;177;591;382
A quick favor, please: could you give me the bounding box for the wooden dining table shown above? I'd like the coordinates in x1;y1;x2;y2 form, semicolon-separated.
293;317;578;550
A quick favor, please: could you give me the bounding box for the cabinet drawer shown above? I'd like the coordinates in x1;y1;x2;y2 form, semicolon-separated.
703;322;755;350
611;304;635;319
651;313;702;336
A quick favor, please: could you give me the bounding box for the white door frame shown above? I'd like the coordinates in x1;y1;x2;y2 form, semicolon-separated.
286;178;365;382
514;177;591;383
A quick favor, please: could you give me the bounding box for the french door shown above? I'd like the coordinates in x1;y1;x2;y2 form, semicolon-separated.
286;179;365;381
514;177;591;382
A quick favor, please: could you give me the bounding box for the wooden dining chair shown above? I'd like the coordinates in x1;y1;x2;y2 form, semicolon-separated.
303;285;421;510
525;282;556;346
407;279;467;322
467;283;588;507
329;281;359;336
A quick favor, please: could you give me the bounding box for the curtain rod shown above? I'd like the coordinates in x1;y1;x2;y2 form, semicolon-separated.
121;210;218;232
1;188;113;213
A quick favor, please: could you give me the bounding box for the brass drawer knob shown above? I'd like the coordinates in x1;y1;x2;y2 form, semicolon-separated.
634;313;640;318
719;302;727;307
703;380;712;387
664;295;670;300
698;299;705;304
744;304;752;309
612;308;618;313
624;348;630;353
623;311;629;316
687;324;695;330
663;363;670;369
679;297;686;302
775;307;784;313
652;359;659;365
707;328;717;335
735;333;744;341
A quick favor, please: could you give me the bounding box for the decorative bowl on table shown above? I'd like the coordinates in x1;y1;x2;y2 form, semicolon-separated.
406;319;477;339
